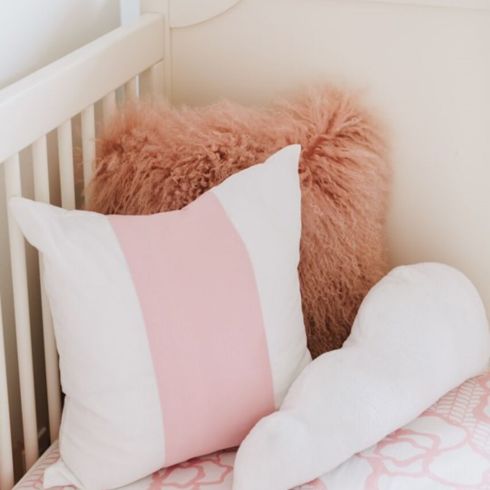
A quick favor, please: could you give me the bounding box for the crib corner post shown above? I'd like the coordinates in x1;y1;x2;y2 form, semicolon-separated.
140;0;171;103
0;295;14;490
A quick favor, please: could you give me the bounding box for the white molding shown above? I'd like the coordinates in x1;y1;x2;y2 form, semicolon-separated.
125;0;242;28
355;0;490;10
169;0;241;28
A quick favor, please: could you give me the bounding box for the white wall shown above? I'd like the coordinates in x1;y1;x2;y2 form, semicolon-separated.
0;0;120;476
170;0;490;314
0;0;120;89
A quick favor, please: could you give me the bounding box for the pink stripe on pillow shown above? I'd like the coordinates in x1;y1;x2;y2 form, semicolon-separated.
109;193;275;466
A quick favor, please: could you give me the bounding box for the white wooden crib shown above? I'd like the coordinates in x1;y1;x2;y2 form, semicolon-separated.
1;0;489;488
0;2;174;487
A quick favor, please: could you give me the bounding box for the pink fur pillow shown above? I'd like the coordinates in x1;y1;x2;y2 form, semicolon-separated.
87;86;391;358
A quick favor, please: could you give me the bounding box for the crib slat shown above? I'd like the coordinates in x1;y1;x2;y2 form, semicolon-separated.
102;91;117;123
151;61;165;99
81;105;96;185
138;68;152;99
57;120;76;210
4;153;39;469
32;138;61;443
124;77;138;102
0;297;14;490
32;136;50;202
39;278;60;443
139;62;164;101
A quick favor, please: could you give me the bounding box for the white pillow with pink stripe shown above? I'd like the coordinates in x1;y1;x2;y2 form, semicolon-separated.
10;144;311;490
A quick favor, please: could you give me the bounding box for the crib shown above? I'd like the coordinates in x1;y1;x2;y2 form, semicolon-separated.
0;2;172;487
1;1;489;489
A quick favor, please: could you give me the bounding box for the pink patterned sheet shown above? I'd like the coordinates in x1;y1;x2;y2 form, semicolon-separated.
15;372;490;490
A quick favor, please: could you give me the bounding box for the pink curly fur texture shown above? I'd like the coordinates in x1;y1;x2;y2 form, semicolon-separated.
86;86;391;358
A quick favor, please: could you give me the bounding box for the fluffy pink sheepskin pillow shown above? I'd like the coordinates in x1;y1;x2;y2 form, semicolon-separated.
86;86;391;358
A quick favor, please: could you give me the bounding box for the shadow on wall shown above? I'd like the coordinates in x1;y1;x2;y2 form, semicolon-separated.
170;0;490;315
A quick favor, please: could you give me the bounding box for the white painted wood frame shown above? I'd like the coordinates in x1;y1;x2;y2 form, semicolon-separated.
0;6;167;486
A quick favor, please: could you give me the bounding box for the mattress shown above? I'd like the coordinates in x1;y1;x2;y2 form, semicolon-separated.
15;371;490;490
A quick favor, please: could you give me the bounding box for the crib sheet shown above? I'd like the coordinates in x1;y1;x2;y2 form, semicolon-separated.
15;371;490;490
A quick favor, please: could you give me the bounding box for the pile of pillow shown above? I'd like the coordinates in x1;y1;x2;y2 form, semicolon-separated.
11;87;488;490
86;86;391;358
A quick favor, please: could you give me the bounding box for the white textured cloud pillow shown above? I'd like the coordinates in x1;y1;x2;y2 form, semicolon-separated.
10;145;311;490
233;263;490;490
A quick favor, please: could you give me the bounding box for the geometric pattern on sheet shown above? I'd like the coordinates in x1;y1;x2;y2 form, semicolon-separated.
15;372;490;490
13;443;322;490
319;370;490;489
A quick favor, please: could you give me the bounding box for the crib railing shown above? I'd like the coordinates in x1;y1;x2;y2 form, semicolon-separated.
0;6;168;488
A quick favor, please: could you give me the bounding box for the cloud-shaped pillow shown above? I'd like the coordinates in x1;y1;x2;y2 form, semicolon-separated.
233;263;490;490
